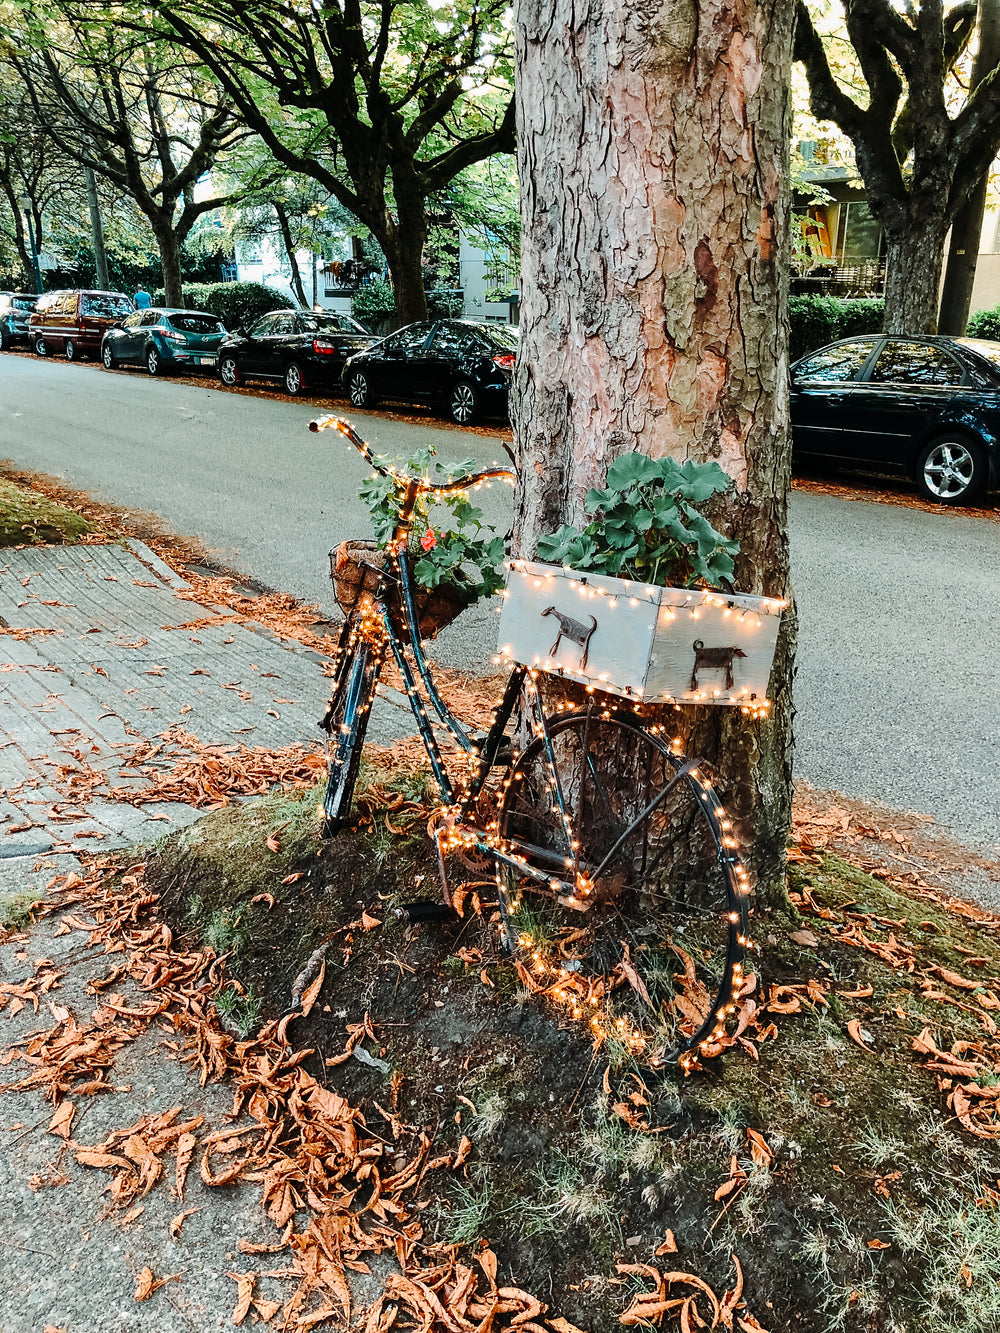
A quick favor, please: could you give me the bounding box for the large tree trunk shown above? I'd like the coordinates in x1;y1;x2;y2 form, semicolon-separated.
381;208;429;327
513;0;796;908
151;218;184;307
882;211;950;334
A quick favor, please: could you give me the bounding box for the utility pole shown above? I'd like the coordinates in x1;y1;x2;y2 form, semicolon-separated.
84;165;110;290
938;0;1000;334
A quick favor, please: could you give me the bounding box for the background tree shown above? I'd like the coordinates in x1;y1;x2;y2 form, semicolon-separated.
3;3;249;304
939;0;1000;333
139;0;515;323
794;0;1000;333
513;0;797;901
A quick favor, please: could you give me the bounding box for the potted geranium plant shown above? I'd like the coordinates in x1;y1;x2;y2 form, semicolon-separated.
335;445;506;637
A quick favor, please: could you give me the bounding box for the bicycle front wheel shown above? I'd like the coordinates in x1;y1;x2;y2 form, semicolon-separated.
496;713;747;1069
320;635;383;836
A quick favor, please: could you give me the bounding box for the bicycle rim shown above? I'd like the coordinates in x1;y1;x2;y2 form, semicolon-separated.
496;713;747;1069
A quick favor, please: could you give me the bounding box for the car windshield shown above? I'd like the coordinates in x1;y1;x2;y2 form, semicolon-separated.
11;297;35;312
299;313;368;335
82;293;133;317
167;313;224;334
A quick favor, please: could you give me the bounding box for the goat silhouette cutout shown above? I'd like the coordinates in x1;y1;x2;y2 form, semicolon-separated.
689;639;747;692
541;606;598;672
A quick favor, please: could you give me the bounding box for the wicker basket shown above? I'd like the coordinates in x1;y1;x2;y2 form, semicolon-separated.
330;540;470;640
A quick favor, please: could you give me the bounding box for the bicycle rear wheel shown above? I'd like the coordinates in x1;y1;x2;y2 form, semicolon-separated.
320;635;383;836
496;712;747;1069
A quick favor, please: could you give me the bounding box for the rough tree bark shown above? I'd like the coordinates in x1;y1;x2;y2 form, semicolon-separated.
512;0;797;908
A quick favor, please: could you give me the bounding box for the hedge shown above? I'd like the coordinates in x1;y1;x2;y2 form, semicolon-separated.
789;295;885;361
152;281;289;330
967;304;1000;340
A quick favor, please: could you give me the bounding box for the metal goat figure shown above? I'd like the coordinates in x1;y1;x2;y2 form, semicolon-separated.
690;639;747;692
541;606;598;672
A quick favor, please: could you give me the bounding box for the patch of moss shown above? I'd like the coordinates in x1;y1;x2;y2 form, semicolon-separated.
0;477;92;547
0;891;39;931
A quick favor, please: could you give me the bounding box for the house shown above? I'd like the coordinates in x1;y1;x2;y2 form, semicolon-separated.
795;154;1000;311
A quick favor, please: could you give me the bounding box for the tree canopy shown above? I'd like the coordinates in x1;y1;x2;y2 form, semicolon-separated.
795;0;1000;331
2;0;250;303
130;0;515;322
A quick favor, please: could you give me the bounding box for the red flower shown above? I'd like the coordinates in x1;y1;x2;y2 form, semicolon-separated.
421;528;437;551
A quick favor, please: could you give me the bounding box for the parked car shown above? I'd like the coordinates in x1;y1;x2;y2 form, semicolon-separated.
343;319;517;425
101;307;227;376
29;289;134;360
216;309;375;396
791;333;1000;505
0;292;38;349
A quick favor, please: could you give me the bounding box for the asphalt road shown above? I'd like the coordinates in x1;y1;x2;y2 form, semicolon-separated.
2;353;998;857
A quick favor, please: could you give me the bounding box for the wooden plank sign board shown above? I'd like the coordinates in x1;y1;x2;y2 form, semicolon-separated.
497;559;785;706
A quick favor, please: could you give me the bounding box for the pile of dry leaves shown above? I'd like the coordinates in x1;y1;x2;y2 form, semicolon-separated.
1;858;773;1331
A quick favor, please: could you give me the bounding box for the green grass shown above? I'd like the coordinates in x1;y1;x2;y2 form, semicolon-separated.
0;891;39;931
0;477;92;547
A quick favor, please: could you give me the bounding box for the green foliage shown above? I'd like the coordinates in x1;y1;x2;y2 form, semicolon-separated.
535;452;738;589
152;281;288;328
967;305;1000;340
425;287;464;319
351;279;395;325
359;445;506;605
789;295;885;361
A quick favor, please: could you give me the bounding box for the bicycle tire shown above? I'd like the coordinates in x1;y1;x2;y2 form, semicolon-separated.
496;712;746;1069
320;635;382;836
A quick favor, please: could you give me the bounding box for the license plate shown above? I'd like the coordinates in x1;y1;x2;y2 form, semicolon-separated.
198;356;215;366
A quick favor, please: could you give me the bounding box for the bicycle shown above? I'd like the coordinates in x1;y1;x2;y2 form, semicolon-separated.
309;413;756;1071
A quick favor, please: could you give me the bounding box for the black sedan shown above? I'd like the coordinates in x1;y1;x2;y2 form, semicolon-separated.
101;308;227;375
791;334;1000;505
0;292;37;349
217;309;374;396
342;319;517;424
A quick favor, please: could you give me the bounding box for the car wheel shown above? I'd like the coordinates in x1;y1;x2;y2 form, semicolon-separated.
284;361;305;396
348;369;375;408
449;378;480;425
102;342;116;370
916;432;988;505
0;328;9;351
146;345;163;376
34;337;48;357
219;354;240;387
65;339;82;361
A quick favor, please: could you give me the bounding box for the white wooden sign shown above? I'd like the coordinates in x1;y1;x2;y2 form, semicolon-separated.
497;559;785;707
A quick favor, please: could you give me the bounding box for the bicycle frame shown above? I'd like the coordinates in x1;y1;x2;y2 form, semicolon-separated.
311;413;751;1067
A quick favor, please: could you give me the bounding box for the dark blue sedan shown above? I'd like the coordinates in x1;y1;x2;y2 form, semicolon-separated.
791;334;1000;505
101;308;227;376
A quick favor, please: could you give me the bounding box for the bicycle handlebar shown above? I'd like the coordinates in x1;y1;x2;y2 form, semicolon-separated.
309;413;516;495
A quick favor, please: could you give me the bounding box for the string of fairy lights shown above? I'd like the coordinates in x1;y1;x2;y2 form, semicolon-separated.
311;412;785;1070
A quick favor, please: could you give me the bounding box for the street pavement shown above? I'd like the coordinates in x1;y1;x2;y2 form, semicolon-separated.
0;539;331;864
1;353;998;860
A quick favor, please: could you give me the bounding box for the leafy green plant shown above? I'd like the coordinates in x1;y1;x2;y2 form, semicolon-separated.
535;452;738;589
359;445;505;605
351;278;395;324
